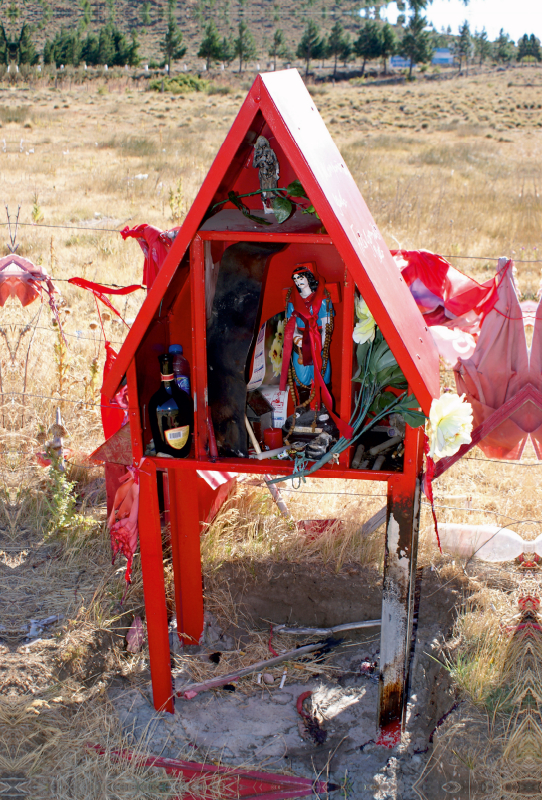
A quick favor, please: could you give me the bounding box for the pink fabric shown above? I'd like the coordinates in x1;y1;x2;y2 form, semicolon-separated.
101;342;128;440
528;294;542;457
392;249;499;335
429;326;476;367
0;254;64;334
126;616;144;653
120;224;178;289
454;262;534;459
0;254;56;307
108;470;140;582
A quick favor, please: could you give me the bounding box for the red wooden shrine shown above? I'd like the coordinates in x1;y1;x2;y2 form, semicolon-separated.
103;69;439;733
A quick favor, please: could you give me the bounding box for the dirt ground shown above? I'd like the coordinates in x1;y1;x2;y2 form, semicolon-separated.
1;65;540;798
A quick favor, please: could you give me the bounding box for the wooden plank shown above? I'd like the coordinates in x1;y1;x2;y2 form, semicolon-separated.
138;458;174;713
361;505;387;535
198;230;334;244
378;425;423;732
168;468;205;645
190;236;208;460
147;456;396;481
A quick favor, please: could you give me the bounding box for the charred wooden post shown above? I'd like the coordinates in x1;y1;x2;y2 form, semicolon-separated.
378;425;423;734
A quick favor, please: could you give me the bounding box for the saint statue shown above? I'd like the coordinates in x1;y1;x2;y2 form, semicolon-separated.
283;263;333;403
279;262;352;447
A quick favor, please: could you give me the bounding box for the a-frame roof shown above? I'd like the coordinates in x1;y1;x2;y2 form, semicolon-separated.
104;69;439;412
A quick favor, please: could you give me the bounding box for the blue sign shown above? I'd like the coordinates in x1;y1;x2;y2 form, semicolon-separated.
432;48;454;65
390;56;412;69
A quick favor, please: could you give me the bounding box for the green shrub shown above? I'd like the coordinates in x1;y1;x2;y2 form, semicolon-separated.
148;74;208;94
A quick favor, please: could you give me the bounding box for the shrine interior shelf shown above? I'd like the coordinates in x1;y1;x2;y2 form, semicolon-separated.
198;209;332;243
148;453;395;481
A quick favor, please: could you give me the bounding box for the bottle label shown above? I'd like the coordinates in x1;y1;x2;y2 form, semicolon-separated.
175;376;190;394
165;425;190;449
161;373;175;381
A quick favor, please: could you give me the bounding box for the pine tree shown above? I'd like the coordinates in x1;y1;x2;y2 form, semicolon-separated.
106;0;115;24
43;37;54;65
220;35;235;67
141;2;151;26
296;20;323;77
530;34;542;62
234;21;256;73
517;34;542;62
400;13;434;77
456;20;472;73
354;20;382;75
380;22;397;74
473;28;491;67
198;21;222;71
44;27;82;67
340;33;352;67
161;16;187;72
79;0;91;32
17;24;39;65
82;32;99;65
98;25;115;66
327;20;347;78
269;29;288;71
493;29;515;64
0;25;9;65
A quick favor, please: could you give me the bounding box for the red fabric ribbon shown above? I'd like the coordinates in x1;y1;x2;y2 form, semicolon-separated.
423;435;442;553
108;467;140;583
68;277;142;323
280;284;353;440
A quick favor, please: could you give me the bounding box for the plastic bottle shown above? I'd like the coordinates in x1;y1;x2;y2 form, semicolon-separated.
438;524;524;562
169;344;191;395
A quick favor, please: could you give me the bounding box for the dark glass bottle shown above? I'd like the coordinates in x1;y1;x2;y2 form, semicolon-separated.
148;353;193;458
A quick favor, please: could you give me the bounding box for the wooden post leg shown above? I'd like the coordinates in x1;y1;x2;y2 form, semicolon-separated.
138;460;174;714
378;473;421;739
168;469;205;646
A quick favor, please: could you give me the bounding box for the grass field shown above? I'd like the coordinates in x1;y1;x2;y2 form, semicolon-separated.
1;65;540;795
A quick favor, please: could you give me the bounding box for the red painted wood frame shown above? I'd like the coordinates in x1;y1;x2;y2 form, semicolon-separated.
127;237;424;731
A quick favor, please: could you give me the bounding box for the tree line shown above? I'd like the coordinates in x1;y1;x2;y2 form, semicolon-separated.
0;5;540;77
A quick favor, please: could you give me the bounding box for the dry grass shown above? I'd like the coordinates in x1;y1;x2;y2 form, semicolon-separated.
0;695;218;799
201;478;387;573
1;66;540;793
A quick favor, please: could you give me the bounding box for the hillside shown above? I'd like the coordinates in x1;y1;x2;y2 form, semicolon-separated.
3;0;395;66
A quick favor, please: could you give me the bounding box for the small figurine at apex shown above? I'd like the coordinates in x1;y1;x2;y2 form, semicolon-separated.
252;135;279;214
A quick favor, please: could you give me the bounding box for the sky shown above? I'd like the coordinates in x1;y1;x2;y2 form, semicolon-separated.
381;0;541;42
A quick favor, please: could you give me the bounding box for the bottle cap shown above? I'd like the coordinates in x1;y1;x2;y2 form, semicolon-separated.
169;344;183;354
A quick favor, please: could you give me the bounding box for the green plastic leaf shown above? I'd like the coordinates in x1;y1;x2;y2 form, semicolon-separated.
356;340;372;369
301;203;320;220
285;179;307;197
401;409;427;428
393;393;427;428
228;191;272;226
272;195;293;224
369;391;397;416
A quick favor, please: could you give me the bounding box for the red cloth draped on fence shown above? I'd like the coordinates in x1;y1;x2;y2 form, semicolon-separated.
392;249;499;335
120;224;178;290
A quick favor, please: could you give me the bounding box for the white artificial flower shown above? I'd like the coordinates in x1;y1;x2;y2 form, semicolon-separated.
353;296;376;344
427;393;473;458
